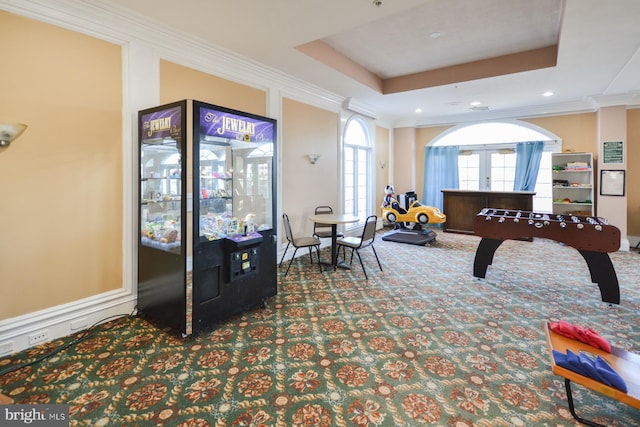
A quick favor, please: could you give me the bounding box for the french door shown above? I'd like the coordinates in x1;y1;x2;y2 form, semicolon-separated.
458;149;516;191
458;148;552;212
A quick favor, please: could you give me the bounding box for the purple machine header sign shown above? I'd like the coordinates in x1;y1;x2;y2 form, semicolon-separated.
140;106;182;142
199;107;274;143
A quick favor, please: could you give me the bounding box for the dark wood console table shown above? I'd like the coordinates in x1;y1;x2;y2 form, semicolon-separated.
441;189;535;234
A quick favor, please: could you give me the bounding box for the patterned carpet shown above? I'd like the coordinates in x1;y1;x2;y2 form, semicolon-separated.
1;228;639;426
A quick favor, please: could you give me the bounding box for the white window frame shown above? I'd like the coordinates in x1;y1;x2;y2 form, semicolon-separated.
341;114;374;227
431;120;561;212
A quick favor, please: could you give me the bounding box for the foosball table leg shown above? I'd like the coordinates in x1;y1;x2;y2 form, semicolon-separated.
473;238;504;278
577;250;620;304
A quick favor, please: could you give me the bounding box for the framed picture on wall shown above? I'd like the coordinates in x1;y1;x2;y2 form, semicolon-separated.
600;169;625;196
602;141;624;164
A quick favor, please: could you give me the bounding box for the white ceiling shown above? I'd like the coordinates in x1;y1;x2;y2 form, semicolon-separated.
322;0;561;79
100;0;640;126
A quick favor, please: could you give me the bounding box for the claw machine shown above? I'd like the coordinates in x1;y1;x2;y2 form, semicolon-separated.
138;100;277;335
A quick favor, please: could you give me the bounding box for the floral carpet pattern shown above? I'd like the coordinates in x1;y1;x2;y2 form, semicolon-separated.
1;229;639;426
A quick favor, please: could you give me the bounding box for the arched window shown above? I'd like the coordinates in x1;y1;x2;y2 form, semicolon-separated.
429;121;559;212
343;117;372;220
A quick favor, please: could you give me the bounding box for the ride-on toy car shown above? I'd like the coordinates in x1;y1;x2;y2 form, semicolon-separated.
382;201;446;226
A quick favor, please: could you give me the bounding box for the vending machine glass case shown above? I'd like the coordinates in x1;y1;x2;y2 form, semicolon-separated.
140;104;185;254
138;100;277;335
196;103;275;243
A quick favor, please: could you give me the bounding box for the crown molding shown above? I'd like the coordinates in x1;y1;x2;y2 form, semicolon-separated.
3;0;639;129
588;93;640;108
342;97;378;119
0;0;346;115
407;98;600;128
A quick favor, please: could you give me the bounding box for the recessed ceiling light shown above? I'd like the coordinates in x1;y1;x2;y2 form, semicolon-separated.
429;32;441;39
543;91;554;97
415;108;422;113
470;101;481;106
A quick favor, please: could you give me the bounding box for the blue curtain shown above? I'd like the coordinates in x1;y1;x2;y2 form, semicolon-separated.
513;141;545;191
423;145;459;210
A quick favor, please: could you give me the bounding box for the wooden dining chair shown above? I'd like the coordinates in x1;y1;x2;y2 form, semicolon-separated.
336;215;382;280
280;213;322;276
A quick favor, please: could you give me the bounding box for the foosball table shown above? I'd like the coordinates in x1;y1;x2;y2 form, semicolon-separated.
473;208;621;304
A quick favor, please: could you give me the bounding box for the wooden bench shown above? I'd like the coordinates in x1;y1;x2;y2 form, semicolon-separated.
544;322;640;426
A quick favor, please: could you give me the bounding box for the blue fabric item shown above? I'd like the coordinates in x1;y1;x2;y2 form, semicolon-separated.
553;349;590;376
553;349;628;393
423;145;459;211
578;352;609;384
595;355;628;392
513;141;545;192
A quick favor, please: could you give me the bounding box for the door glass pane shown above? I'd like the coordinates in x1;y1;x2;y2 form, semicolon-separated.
458;153;480;190
490;152;516;191
344;146;355;214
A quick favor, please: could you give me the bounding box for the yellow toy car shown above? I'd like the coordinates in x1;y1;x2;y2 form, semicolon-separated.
382;201;447;225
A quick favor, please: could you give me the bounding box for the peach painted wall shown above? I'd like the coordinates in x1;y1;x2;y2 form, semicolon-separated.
0;11;123;318
375;126;390;217
281;98;338;241
627;109;640;237
392;127;416;196
160;60;266;116
524;113;597;155
525;113;600;211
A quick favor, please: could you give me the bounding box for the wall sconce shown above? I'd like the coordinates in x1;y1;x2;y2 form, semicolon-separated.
307;154;320;165
379;161;387;169
0;123;28;148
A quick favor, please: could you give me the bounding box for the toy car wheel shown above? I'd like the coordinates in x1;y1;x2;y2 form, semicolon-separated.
386;212;397;223
417;213;429;224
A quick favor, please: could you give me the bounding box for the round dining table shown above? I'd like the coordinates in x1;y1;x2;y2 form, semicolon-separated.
308;213;359;270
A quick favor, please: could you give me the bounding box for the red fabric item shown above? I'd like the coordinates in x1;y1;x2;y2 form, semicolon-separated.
550;320;579;339
549;320;611;352
582;327;612;352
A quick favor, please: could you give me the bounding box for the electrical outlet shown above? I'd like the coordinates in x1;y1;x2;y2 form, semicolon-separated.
28;330;49;345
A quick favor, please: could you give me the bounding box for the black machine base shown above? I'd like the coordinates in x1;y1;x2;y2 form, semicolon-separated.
382;229;436;246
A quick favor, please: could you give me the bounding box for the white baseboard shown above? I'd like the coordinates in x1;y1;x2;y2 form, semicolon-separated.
620;237;631;252
0;290;137;357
